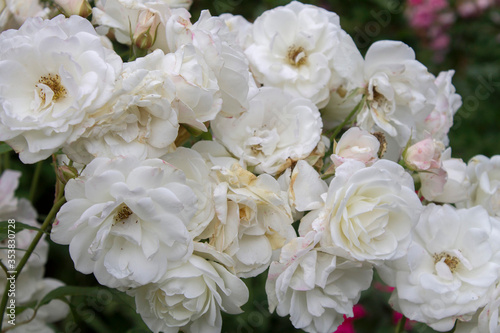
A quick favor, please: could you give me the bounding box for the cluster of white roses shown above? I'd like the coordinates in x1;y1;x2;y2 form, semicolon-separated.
1;0;500;332
0;170;68;332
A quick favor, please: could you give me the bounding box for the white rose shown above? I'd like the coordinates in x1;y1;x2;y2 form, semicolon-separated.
211;87;322;175
299;159;422;261
417;70;462;146
92;0;172;50
54;0;92;17
130;249;249;333
384;204;500;331
219;13;253;50
473;284;500;333
357;40;437;151
404;138;447;201
266;231;373;333
65;49;178;163
331;127;380;167
0;15;122;163
189;145;295;277
51;156;198;289
289;159;328;213
0;0;49;31
245;1;362;108
164;44;222;131
424;149;470;203
162;147;215;239
209;163;295;277
192;140;242;171
463;155;500;217
163;9;252;118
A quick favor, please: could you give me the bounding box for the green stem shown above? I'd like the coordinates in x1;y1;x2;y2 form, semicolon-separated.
328;96;365;143
0;195;66;329
395;315;406;333
2;153;9;172
29;161;43;203
0;262;7;276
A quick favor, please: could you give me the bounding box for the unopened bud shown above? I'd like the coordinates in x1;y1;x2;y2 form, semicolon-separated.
55;0;92;18
133;9;161;50
57;164;79;184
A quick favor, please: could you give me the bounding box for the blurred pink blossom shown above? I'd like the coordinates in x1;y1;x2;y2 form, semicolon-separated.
334;305;367;333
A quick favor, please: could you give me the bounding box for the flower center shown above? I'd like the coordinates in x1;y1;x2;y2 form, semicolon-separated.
433;252;460;272
114;204;133;224
287;45;307;67
239;205;251;222
37;73;67;102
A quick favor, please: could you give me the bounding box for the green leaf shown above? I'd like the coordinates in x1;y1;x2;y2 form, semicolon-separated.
37;286;118;309
0;143;12;154
0;221;43;242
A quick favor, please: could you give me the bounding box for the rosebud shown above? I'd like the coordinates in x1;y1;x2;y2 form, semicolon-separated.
403;138;443;171
56;164;79;185
55;0;92;18
133;9;161;50
331;127;380;167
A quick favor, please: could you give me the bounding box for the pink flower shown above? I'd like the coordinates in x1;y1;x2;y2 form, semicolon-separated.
404;138;443;171
335;305;367;333
430;32;451;50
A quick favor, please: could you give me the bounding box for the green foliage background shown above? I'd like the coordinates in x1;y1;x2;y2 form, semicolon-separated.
3;0;500;332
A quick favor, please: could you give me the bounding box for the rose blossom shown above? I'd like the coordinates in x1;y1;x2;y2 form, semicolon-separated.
164;43;221;131
460;283;500;333
297;159;422;262
51;156;198;289
209;163;295;277
357;40;437;152
0;15;122;163
65;49;178;163
190;141;295;277
418;70;462;146
430;153;470;203
130;245;248;333
382;204;500;331
404;138;444;171
0;0;49;31
54;0;92;17
163;9;252;117
162;147;215;239
244;1;363;108
211;87;322;175
266;231;373;333
404;138;448;200
92;0;173;50
462;155;500;217
331;127;380;167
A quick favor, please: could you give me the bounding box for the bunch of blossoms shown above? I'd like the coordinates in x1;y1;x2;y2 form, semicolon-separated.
457;0;500;17
405;0;455;62
1;1;500;333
